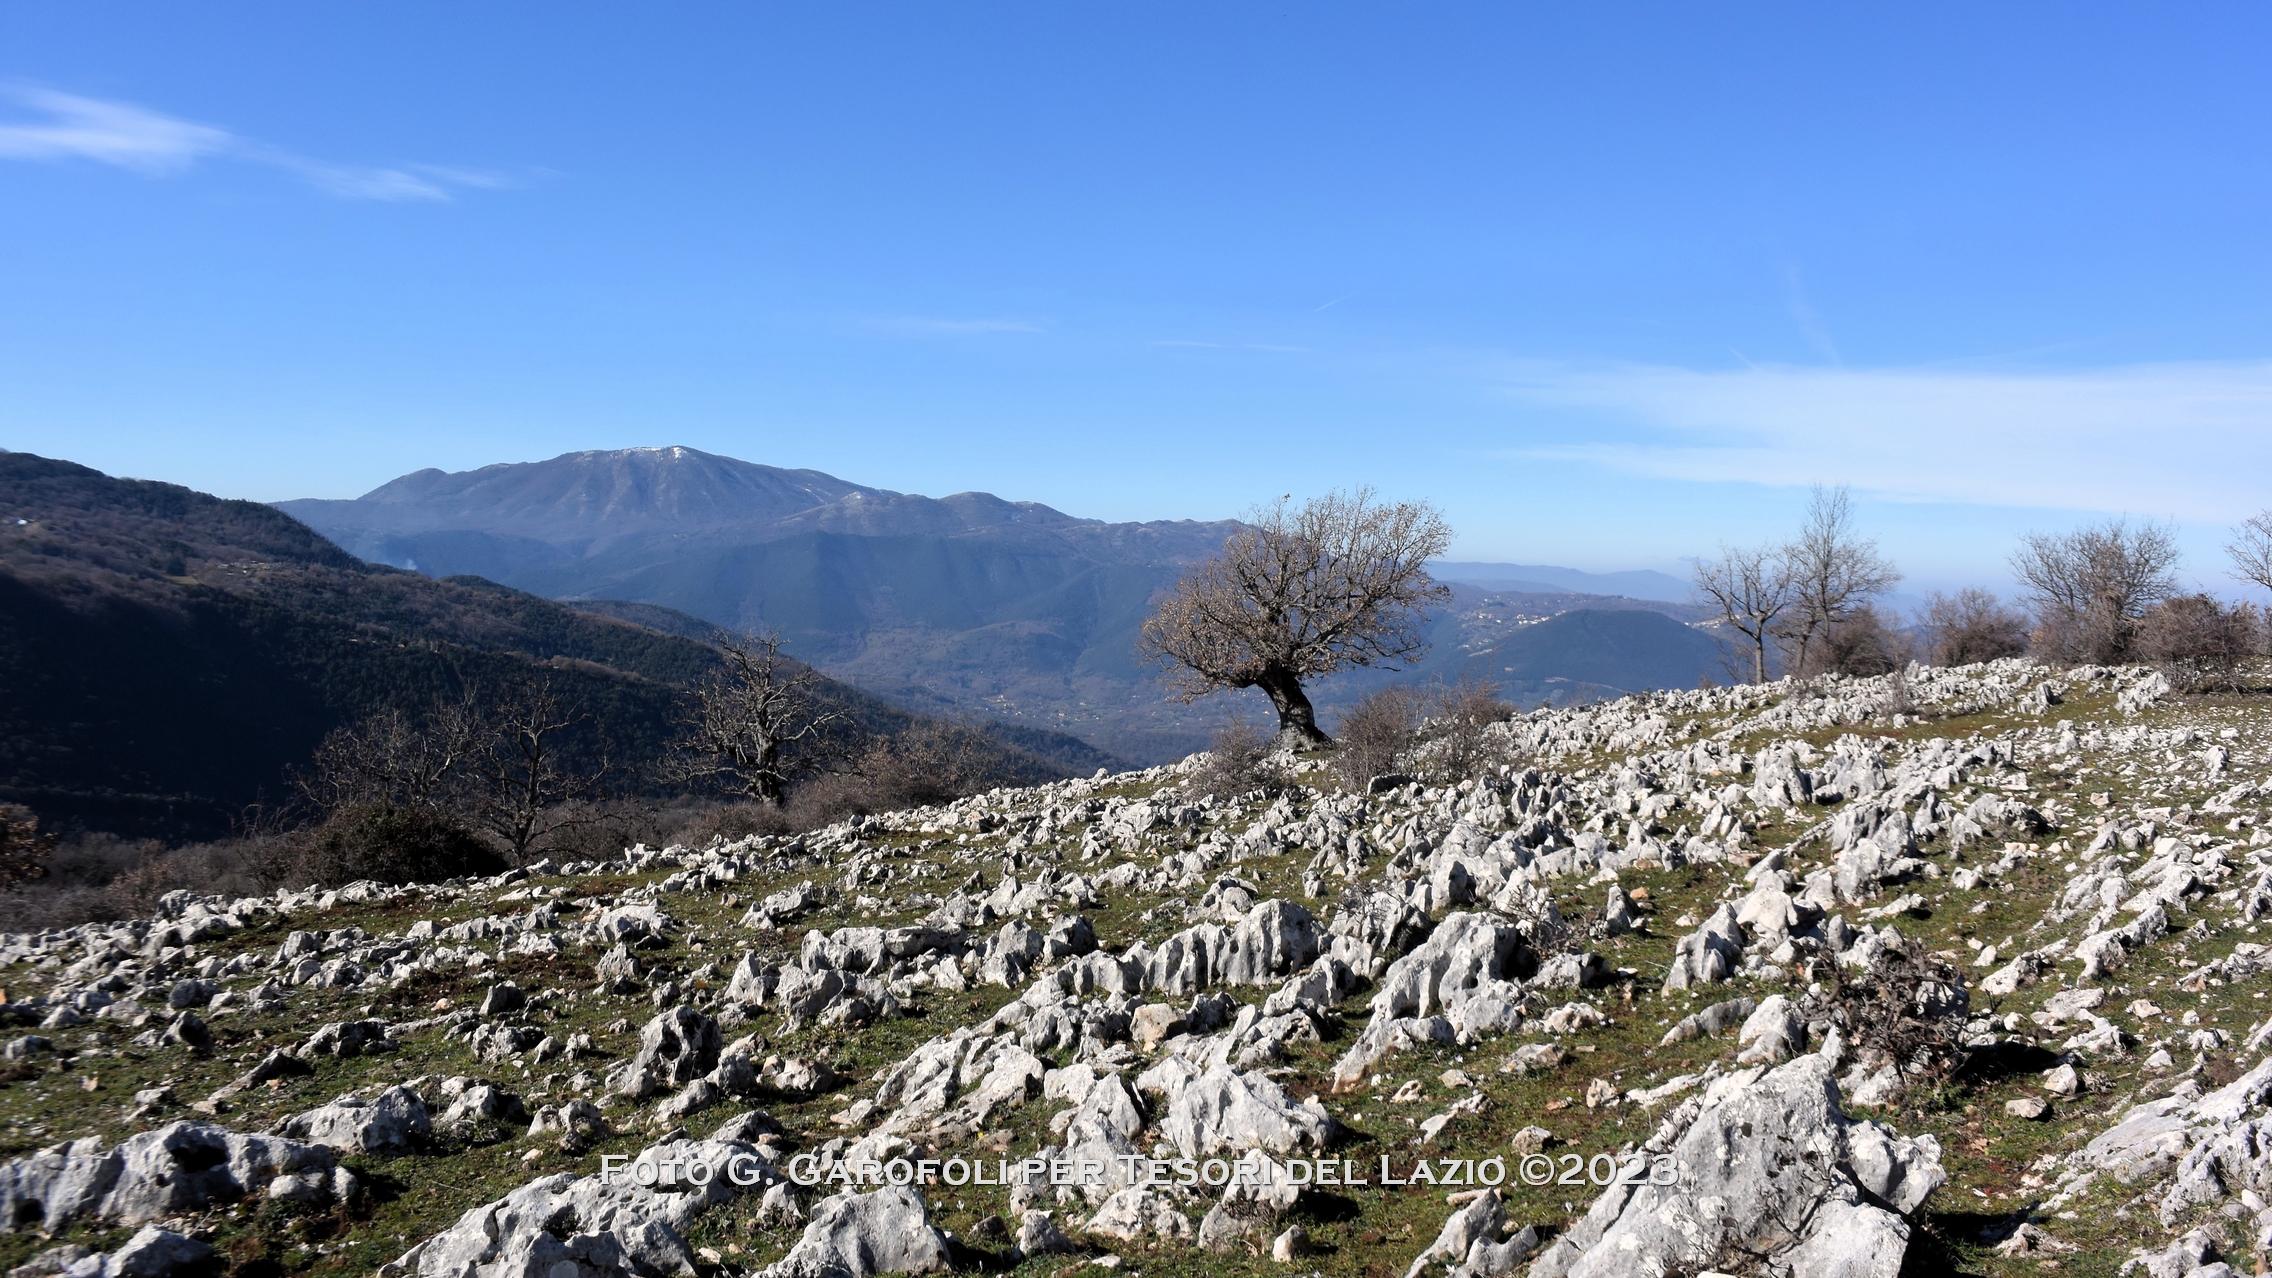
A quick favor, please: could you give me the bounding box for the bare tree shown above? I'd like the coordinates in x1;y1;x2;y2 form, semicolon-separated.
672;630;852;805
1692;544;1792;684
464;677;607;862
1916;588;2031;667
2010;518;2181;663
297;701;483;816
1139;489;1452;745
1776;485;1901;675
2227;509;2272;596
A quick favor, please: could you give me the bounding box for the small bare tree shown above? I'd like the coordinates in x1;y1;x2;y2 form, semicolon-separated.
2010;518;2181;663
673;630;852;805
2227;509;2272;597
1692;543;1792;684
465;677;608;862
1776;485;1901;675
1916;588;2031;667
1415;674;1514;782
1139;489;1452;745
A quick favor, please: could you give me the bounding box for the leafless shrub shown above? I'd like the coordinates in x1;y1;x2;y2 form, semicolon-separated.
2136;594;2262;691
663;802;793;849
1812;602;1906;677
1141;489;1452;744
853;720;1015;810
1414;674;1514;783
2012;518;2181;664
1916;588;2031;667
297;701;482;816
1882;665;1916;717
1331;686;1421;790
1824;948;1970;1090
0;826;268;930
1185;717;1290;803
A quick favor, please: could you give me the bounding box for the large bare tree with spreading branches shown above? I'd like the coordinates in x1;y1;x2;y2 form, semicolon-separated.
672;629;852;805
2011;517;2180;663
1139;489;1452;746
1777;485;1902;674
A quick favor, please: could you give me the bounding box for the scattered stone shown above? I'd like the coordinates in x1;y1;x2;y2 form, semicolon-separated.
277;1086;431;1155
1018;1209;1078;1257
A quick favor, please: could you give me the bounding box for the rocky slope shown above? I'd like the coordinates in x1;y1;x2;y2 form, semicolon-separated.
1;657;2264;1277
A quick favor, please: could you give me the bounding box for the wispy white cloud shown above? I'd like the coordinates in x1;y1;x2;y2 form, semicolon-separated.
0;86;510;201
0;88;230;174
1494;358;2272;521
874;316;1042;336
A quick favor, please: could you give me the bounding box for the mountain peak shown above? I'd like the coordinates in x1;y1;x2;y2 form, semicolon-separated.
288;447;884;547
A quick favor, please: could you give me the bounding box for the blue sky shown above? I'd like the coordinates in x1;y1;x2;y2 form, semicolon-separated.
4;4;2272;597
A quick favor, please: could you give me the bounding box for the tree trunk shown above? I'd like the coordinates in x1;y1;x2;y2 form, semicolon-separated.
1256;666;1331;746
1752;633;1769;685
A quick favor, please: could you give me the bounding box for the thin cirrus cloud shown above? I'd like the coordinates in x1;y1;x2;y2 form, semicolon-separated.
1493;358;2272;522
0;86;510;201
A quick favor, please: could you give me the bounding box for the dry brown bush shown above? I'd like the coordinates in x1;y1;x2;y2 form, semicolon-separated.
1812;602;1907;677
1332;686;1421;790
0;804;55;891
1184;717;1290;803
1415;675;1515;782
2136;594;2262;691
1917;588;2031;667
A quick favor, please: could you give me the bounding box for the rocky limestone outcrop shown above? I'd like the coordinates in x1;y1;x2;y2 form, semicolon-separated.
758;1186;953;1278
0;1121;341;1232
1521;1053;1943;1278
276;1085;431;1155
395;1135;780;1278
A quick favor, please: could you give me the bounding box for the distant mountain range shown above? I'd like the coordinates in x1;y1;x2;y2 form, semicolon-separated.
1430;561;1692;603
0;451;1111;840
278;447;1730;762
